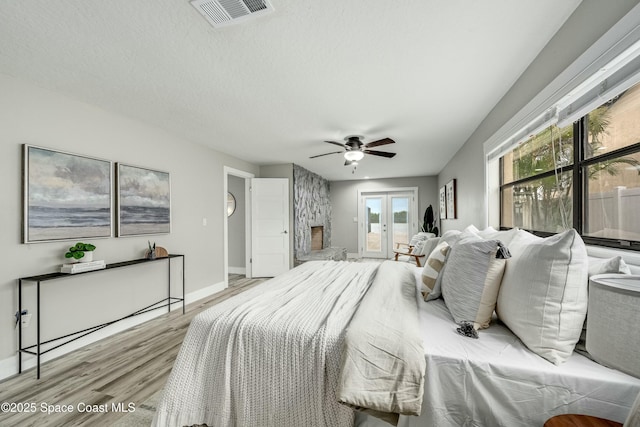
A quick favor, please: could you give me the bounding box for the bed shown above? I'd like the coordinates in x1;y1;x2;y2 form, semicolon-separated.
153;260;425;427
356;292;640;427
153;258;640;427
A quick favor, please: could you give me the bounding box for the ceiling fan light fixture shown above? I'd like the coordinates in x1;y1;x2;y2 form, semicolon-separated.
344;151;364;161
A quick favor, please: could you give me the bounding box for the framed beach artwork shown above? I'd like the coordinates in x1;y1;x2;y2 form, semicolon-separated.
445;179;457;220
116;163;171;237
23;145;112;243
439;186;447;220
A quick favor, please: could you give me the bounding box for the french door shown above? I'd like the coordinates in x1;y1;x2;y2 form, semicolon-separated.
359;190;417;259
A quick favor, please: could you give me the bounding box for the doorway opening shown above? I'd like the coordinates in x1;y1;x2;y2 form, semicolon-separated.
357;188;418;259
224;167;254;287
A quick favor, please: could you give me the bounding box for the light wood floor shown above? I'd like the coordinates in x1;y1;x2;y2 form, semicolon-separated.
0;275;266;427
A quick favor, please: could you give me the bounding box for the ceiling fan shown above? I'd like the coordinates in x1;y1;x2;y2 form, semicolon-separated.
309;136;397;165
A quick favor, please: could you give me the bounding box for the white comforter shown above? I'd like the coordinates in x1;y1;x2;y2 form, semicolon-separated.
338;260;426;425
153;261;382;427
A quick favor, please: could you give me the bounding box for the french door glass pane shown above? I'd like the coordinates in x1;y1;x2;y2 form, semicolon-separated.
391;197;409;247
365;198;382;252
585;152;640;240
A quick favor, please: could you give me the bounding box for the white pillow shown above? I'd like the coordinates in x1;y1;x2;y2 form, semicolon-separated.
421;241;450;301
438;229;462;247
440;238;507;329
419;237;440;257
496;229;588;365
438;228;479;248
477;227;519;246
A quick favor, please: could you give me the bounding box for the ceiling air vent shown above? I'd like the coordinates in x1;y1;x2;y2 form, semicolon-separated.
190;0;274;28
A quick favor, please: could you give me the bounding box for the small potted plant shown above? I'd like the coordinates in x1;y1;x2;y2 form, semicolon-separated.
65;242;96;263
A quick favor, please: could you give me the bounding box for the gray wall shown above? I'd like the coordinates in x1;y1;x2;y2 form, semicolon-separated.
330;176;439;253
0;73;260;369
438;0;640;234
228;175;246;271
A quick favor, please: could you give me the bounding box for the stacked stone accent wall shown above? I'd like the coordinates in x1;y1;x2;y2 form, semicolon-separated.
293;164;331;260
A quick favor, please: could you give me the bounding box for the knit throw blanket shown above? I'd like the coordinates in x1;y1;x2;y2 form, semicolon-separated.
153;261;380;427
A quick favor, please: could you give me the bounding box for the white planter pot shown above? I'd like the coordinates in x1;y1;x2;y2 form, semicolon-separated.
80;251;93;262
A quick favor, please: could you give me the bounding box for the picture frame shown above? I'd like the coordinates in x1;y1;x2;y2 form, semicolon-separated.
439;186;447;220
445;179;457;220
116;163;171;237
23;144;112;243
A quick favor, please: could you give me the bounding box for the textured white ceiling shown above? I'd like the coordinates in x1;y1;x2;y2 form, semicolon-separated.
0;0;581;180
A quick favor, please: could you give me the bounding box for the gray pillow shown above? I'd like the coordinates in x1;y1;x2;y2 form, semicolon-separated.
440;238;509;329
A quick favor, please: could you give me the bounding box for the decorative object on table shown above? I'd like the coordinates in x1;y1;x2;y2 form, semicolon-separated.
60;260;106;274
116;163;171;237
64;242;97;262
145;241;169;259
147;241;156;259
445;178;457;219
23;144;112;243
439;185;447;220
227;192;236;217
421;204;439;236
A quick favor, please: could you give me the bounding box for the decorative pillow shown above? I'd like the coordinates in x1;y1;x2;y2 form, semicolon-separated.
419;237;440;257
408;232;435;246
421;241;450;301
438;229;462;247
440;238;509;329
477;226;519;246
496;229;588;365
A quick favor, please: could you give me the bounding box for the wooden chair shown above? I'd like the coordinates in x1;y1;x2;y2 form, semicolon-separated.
393;242;426;267
392;233;435;267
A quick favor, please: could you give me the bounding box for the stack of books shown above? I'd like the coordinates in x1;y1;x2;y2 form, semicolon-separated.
60;260;106;274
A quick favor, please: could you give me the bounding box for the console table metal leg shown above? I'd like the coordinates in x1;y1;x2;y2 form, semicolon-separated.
182;256;185;314
37;280;41;380
18;279;22;374
167;259;171;313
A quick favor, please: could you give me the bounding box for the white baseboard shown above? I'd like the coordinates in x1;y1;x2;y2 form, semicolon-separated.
184;281;226;305
228;266;246;275
0;280;226;381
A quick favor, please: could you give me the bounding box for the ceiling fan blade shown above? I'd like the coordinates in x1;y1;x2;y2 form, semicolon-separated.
324;140;347;148
364;150;396;158
364;138;395;148
309;151;343;159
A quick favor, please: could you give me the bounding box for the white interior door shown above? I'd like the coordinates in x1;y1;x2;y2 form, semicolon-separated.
251;178;290;277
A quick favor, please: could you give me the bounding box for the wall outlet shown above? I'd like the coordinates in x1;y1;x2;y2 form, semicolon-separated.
21;314;32;328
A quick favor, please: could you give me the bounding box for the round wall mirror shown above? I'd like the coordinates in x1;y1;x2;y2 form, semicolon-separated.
227;192;236;217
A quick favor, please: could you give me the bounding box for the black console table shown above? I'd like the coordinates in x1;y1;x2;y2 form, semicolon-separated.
17;254;185;379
